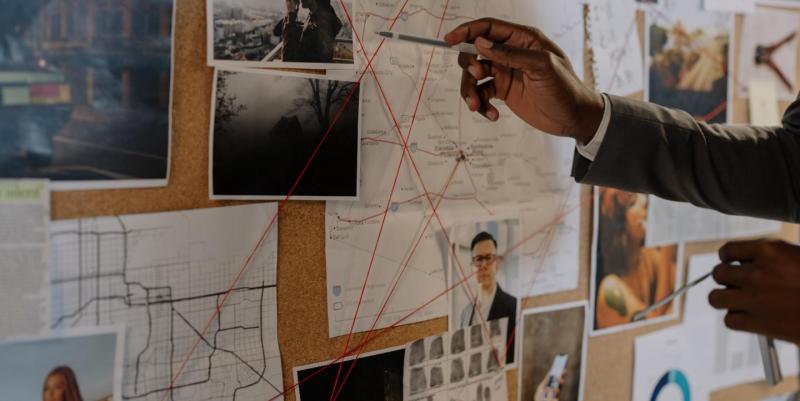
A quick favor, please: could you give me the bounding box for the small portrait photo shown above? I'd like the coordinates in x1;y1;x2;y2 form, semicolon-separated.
519;302;588;401
468;352;482;378
451;328;466;354
0;327;124;401
211;69;361;200
591;188;680;334
429;336;444;361
428;365;444;389
448;218;521;364
409;338;426;366
410;367;427;395
208;0;355;68
450;357;465;384
646;2;732;123
469;324;484;349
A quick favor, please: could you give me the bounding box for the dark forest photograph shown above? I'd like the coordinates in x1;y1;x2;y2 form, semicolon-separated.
212;70;360;199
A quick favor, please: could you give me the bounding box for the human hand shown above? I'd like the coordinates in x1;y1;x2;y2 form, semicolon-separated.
444;18;604;145
709;239;800;345
534;373;563;401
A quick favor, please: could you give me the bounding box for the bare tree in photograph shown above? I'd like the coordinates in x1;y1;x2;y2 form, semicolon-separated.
215;71;247;135
295;78;357;130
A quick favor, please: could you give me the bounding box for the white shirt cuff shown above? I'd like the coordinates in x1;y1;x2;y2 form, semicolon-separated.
576;93;611;162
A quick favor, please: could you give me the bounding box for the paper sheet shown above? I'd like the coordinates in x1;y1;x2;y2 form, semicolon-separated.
646;196;781;248
515;0;586;81
404;319;508;401
588;0;645;96
633;325;711;401
325;0;582;338
738;7;799;101
49;204;284;401
0;180;49;340
704;0;756;12
685;253;799;391
749;79;783;126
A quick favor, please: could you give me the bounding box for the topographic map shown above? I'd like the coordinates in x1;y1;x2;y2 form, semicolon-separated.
49;204;282;401
326;0;585;337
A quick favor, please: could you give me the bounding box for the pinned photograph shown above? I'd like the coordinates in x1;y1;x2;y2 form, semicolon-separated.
591;188;681;335
207;0;355;69
447;217;521;365
738;7;799;101
294;346;404;401
645;1;732;123
0;0;173;190
0;327;124;401
518;302;588;401
403;320;508;401
210;68;361;200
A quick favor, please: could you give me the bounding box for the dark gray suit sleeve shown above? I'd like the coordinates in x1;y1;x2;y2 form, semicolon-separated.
572;95;800;222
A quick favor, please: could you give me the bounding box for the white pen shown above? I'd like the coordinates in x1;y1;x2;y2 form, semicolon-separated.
631;271;713;322
377;31;479;55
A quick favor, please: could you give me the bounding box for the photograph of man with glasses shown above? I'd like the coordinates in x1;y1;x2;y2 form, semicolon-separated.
454;230;519;364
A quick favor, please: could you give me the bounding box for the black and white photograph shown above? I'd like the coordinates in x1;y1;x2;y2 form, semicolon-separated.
0;326;125;401
294;346;404;401
518;302;588;401
0;0;173;190
207;0;355;69
403;321;508;401
446;217;522;365
210;68;361;200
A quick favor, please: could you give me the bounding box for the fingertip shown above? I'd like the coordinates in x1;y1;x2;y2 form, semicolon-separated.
444;27;464;45
486;108;499;121
464;95;478;112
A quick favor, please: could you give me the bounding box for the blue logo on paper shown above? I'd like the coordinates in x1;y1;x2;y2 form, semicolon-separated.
333;286;342;296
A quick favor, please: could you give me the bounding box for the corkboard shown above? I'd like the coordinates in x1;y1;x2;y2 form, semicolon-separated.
48;1;800;401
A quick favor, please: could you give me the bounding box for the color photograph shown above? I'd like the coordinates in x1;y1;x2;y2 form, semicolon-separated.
294;346;404;401
518;302;588;401
645;1;732;123
591;188;681;335
207;0;355;68
210;68;361;200
738;7;799;101
447;217;521;365
0;327;124;401
0;0;173;189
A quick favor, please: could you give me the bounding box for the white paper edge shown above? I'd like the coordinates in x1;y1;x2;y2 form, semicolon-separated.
756;0;800;8
205;0;357;70
644;195;782;248
292;344;406;401
208;67;363;201
589;187;685;337
517;300;589;401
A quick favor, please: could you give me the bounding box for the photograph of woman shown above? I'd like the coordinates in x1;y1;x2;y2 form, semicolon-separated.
592;188;679;332
0;328;121;401
43;366;85;401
